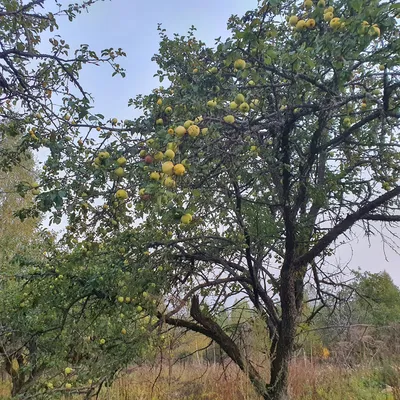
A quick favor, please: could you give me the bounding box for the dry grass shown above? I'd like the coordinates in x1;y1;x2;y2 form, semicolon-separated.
98;362;259;400
0;360;398;399
95;360;397;400
0;379;11;399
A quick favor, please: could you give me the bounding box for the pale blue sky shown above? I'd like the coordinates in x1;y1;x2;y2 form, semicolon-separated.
54;0;258;119
47;0;400;285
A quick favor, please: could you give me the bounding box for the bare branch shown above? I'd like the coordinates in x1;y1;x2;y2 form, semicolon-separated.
295;186;400;269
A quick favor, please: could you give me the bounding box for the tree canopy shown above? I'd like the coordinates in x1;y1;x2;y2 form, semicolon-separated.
352;271;400;326
0;0;125;203
0;1;150;398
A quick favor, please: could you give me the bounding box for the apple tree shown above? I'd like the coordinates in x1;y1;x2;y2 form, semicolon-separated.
20;0;400;399
0;0;127;200
0;0;155;397
0;139;150;399
1;230;156;398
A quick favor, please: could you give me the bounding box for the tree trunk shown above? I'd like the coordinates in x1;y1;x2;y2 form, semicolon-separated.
265;337;292;400
265;270;298;400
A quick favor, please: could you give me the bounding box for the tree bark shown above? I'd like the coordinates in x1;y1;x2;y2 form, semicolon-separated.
265;336;292;400
265;270;297;400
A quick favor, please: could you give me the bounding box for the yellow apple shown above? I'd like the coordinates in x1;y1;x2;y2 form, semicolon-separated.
175;126;186;137
163;176;176;188
183;120;193;129
235;94;245;104
234;59;246;70
99;151;110;160
224;115;235;124
239;102;250;113
188;125;200;137
173;164;186;176
181;214;193;224
114;167;124;177
116;157;127;167
343;117;351;128
150;172;160;181
115;189;128;200
306;19;316;29
162;161;174;175
371;24;380;37
154;151;164;161
207;100;217;108
289;15;299;26
164;149;175;160
295;20;306;31
330;17;341;29
303;0;313;9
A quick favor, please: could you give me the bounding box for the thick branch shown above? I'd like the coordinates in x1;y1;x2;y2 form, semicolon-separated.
171;246;280;326
164;277;250;319
233;181;259;308
158;296;270;397
319;110;380;152
294;186;400;268
362;213;400;222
